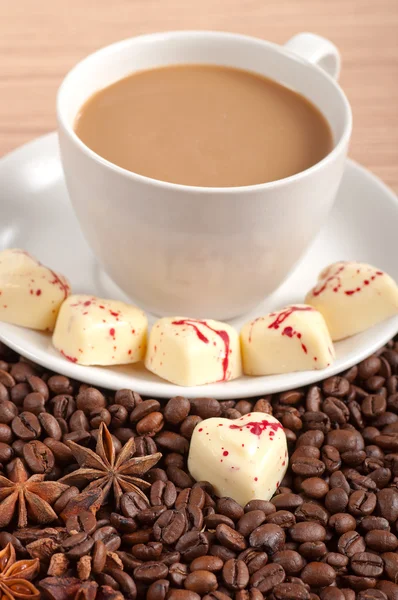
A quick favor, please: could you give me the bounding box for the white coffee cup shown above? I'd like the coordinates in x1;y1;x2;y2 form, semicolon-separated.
57;31;352;320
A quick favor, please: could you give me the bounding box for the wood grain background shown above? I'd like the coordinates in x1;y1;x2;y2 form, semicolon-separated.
0;0;397;191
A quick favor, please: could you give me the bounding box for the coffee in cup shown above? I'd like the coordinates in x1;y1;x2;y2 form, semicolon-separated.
75;64;333;188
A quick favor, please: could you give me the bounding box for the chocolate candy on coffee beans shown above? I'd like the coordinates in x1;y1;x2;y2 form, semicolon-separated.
0;337;396;598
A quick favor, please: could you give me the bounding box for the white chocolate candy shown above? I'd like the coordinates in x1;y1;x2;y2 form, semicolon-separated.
241;304;334;376
145;317;242;386
305;261;398;341
53;295;147;365
188;412;288;506
0;248;70;331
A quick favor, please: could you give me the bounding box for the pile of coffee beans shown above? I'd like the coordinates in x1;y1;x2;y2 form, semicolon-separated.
0;337;397;600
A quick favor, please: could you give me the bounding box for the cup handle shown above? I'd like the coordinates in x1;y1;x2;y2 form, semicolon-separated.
284;32;341;81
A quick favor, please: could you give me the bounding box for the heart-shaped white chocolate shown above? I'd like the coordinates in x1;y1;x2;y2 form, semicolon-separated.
305;261;398;340
0;248;70;331
188;412;288;506
240;304;334;376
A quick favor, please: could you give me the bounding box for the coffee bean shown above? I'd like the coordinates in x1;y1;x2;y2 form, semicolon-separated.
236;549;268;576
47;374;74;395
301;562;336;587
305;386;322;412
377;488;398;524
249;523;285;553
137;412;164;437
137;505;167;526
272;550;305;574
295;502;329;527
150;480;177;509
167;591;200;600
381;552;398;582
235;400;253;414
323;397;350;425
301;477;329;499
324;488;349;513
351;552;384;577
249;563;286;593
291;457;325;477
23;440;54;473
217;497;244;521
289;522;326;543
153;510;187;545
147;580;170;600
205;513;235;529
291;446;321;461
0;400;18;424
66;511;97;535
92;526;121;551
0;369;15;388
265;510;296;529
237;511;266;536
320;588;345;600
323;376;350;397
272;493;304;510
216;524;247;552
328;513;356;535
274;583;310;600
0;442;13;463
190;556;223;573
133;562;169;583
120;491;149;519
163;397;191;425
302;412;331;433
76;387;106;414
176;532;209;562
253;398;273;413
222;559;249;590
244;500;275;515
347;490;376;516
11;411;41;440
322;552;348;573
234;590;263;600
110;513;137;533
329;470;351;494
167;466;194;488
38;413;62;440
184;570;218;594
299;541;327;560
327;429;365;453
64;534;95;559
91;539;107;573
43;438;72;463
156;431;189;454
365;529;398;552
190;398;221;419
107;568;138;597
338;531;366;557
209;545;236;562
22;391;47;415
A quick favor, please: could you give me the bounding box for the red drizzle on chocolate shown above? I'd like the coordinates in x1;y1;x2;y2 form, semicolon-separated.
60;350;78;363
268;306;314;330
48;269;70;299
311;263;384;298
229;418;282;437
172;319;230;381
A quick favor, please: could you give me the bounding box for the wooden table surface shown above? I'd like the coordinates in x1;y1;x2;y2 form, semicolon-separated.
1;0;397;191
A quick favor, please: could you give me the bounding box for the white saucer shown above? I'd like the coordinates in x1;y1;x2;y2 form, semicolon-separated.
1;133;397;399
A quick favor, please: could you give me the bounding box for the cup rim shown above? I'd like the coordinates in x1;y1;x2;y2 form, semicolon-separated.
57;29;353;194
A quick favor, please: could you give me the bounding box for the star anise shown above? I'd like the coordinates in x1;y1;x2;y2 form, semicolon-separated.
0;459;69;528
0;543;40;599
60;422;162;509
